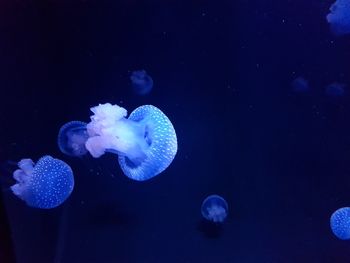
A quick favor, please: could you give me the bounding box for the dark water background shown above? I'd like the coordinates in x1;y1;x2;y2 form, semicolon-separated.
0;0;350;262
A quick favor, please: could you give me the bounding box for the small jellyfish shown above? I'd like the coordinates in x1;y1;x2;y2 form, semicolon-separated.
58;121;89;157
325;82;346;97
291;76;309;93
326;0;350;36
330;207;350;240
11;155;74;209
130;70;154;95
201;195;228;223
85;103;177;181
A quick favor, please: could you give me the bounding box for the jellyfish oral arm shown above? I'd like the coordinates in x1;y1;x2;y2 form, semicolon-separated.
207;205;227;223
17;159;34;175
85;103;148;164
10;159;34;198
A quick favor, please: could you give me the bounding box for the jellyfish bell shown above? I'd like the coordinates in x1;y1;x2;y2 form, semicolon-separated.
291;76;309;93
330;207;350;240
85;103;177;181
325;82;346;97
201;195;228;223
326;0;350;36
11;155;74;209
58;121;89;157
130;70;154;95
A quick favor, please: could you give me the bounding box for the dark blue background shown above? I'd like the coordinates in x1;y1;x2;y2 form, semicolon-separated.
1;0;350;262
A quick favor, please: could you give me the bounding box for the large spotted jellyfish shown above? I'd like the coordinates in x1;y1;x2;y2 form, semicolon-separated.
58;121;89;157
85;103;177;181
130;70;154;95
326;0;350;36
330;207;350;240
201;195;228;223
11;155;74;209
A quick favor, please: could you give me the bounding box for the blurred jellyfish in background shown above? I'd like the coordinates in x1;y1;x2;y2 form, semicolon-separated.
326;0;350;36
130;70;154;95
291;76;309;93
325;82;346;97
11;155;74;209
58;121;89;157
201;195;228;223
330;207;350;240
85;103;177;181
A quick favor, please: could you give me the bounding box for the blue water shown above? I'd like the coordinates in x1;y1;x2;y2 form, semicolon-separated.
0;0;350;262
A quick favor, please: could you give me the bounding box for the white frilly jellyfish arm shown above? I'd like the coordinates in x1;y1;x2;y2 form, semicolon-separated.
11;159;34;196
85;103;178;181
85;103;147;161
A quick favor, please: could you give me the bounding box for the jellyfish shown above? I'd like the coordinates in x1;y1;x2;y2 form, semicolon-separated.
326;0;350;36
325;82;346;97
291;76;309;93
130;70;154;95
85;103;177;181
11;155;74;209
201;195;228;223
58;121;89;157
330;207;350;240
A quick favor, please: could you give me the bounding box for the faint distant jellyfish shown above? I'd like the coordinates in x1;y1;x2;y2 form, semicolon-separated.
330;207;350;240
201;195;228;223
327;0;350;36
85;103;177;181
291;76;309;93
325;82;346;97
58;121;89;157
130;70;154;95
11;155;74;209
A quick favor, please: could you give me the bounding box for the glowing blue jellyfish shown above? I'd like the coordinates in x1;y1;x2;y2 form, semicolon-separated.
85;103;177;181
58;121;89;157
11;155;74;209
325;82;346;97
291;77;309;93
130;70;153;95
327;0;350;36
201;195;228;223
330;207;350;240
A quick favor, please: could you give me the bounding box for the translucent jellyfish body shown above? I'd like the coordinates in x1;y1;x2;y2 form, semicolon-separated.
130;70;154;95
330;207;350;240
326;0;350;36
201;195;228;223
325;82;346;97
11;155;74;209
58;121;89;157
291;77;309;93
85;103;177;181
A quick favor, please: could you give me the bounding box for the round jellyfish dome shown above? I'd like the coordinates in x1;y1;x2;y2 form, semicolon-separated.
85;103;177;181
130;70;153;95
58;121;89;157
11;155;74;209
201;195;228;223
330;207;350;240
325;82;346;97
326;0;350;36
